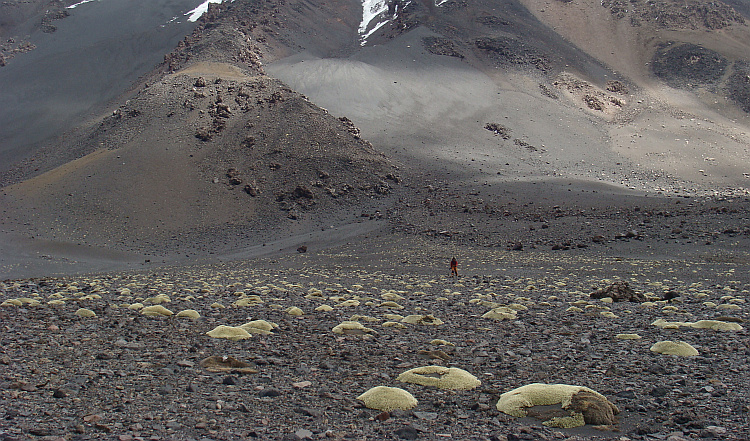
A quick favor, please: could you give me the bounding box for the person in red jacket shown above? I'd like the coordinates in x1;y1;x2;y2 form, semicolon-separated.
450;257;458;279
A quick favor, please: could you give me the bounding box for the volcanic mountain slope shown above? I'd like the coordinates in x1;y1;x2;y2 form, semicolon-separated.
393;0;750;115
0;0;206;170
3;0;750;276
265;0;750;193
2;8;399;259
520;0;750;110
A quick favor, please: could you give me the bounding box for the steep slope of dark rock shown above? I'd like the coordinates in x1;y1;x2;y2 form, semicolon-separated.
162;0;364;69
601;0;745;29
652;42;729;88
727;61;750;112
0;0;200;171
363;0;618;82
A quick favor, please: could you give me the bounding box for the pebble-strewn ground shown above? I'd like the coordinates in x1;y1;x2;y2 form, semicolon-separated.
1;235;748;441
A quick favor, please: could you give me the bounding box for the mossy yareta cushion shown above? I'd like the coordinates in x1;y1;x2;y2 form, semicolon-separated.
482;307;517;321
401;314;444;325
381;292;405;301
206;325;252;341
652;318;743;331
239;319;278;335
357;386;417;412
383;313;404;321
378;301;404;309
286;306;304;316
75;308;96;317
397;366;481;390
141;305;174;316
496;383;619;428
332;321;376;335
234;296;263;307
145;294;170;304
615;334;641;340
199;355;257;374
717;304;740;310
541;412;586;429
689;319;742;331
430;339;454;346
13;297;40;306
176;309;201;319
350;314;379;323
650;340;699;356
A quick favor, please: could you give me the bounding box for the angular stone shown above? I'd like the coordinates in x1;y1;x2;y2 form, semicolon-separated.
258;387;282;397
394;425;419;440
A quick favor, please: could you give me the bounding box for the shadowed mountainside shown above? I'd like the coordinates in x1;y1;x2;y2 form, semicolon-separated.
2;0;750;277
0;0;203;168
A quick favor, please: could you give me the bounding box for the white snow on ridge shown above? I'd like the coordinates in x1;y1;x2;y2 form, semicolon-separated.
359;0;389;45
185;0;233;22
436;0;449;6
358;1;413;45
361;20;389;45
358;0;414;46
359;0;389;34
67;0;231;26
66;0;232;25
67;0;99;9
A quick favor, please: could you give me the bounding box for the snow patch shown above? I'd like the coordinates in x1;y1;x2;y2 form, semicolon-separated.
67;0;99;9
361;20;389;45
359;0;389;36
359;0;409;46
436;0;449;6
67;0;232;25
185;0;229;22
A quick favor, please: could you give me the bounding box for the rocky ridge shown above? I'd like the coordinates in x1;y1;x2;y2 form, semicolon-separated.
600;0;746;29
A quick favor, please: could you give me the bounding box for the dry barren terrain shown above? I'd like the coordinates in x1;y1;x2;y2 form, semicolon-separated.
1;0;750;438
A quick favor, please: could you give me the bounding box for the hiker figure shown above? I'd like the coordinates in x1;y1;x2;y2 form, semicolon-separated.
450;257;458;279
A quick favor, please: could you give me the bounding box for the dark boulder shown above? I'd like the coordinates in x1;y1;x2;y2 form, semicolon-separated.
590;281;646;302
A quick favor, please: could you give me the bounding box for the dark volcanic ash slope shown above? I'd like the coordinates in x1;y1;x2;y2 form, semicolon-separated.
1;5;399;259
0;0;201;170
